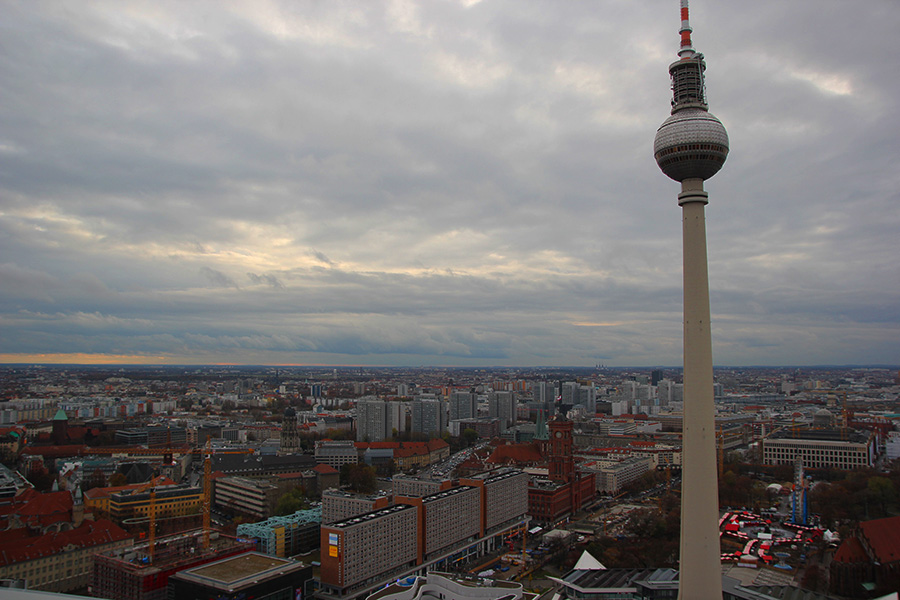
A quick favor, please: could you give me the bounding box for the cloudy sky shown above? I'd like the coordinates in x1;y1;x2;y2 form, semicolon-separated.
2;1;898;367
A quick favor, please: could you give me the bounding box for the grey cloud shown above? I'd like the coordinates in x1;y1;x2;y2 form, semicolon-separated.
0;1;898;366
199;267;240;289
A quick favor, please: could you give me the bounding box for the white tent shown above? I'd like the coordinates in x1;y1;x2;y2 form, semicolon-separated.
573;550;606;571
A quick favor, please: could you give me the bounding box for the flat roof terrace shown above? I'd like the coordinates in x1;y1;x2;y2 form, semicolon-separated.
175;552;306;591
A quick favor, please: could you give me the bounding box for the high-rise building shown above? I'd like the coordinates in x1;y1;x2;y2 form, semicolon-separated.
355;398;404;442
532;381;556;405
653;2;729;598
319;470;529;599
488;391;517;431
411;399;446;437
281;407;299;453
449;391;476;422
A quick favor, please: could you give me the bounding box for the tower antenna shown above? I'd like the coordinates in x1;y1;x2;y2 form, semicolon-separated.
678;0;695;58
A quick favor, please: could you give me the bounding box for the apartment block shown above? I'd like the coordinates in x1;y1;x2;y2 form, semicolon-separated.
397;486;481;562
321;489;392;525
320;504;419;597
460;469;529;536
391;475;453;498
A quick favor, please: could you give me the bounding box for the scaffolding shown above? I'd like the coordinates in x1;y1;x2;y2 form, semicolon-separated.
92;529;255;600
236;507;321;557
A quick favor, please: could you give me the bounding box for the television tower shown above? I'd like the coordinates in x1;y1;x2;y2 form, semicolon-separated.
653;2;728;599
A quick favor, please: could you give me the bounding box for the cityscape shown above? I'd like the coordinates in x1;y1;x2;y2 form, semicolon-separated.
2;1;900;600
1;363;899;599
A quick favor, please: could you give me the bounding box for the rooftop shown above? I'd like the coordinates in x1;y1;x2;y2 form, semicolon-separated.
183;552;295;586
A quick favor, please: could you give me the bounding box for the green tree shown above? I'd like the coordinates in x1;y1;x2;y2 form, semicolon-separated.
868;476;896;517
461;428;479;448
275;486;309;516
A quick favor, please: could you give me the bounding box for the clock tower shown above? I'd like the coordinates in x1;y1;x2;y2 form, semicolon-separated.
548;418;574;483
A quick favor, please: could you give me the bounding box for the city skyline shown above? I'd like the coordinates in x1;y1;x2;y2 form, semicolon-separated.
2;1;899;367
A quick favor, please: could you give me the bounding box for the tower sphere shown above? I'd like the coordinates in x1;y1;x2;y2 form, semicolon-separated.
654;107;729;182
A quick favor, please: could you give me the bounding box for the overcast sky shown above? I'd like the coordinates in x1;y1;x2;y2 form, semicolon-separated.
1;1;898;367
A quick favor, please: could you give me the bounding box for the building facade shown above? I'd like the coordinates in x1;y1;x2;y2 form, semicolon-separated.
411;400;445;437
762;429;876;469
214;476;280;520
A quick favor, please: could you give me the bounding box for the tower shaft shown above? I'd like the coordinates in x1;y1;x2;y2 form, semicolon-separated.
678;179;721;600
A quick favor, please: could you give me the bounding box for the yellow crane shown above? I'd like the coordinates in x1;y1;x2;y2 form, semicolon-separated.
148;487;157;563
203;439;212;550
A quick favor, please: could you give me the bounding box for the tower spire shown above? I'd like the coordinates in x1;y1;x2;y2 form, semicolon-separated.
678;0;695;58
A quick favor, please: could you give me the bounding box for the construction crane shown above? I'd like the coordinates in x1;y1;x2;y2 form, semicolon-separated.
203;439;212;550
148;487;157;563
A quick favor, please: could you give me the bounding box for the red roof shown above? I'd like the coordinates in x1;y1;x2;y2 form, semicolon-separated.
833;536;869;564
312;464;339;474
20;445;88;459
0;489;73;530
860;515;900;564
426;439;449;451
486;442;544;465
83;476;177;501
0;518;131;566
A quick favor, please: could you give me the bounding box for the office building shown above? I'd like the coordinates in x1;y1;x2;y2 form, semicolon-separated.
762;428;875;470
315;440;360;468
108;483;203;524
214;476;280;520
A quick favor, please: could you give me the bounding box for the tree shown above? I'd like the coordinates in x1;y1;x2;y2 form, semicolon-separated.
462;428;479;448
868;476;896;517
344;464;377;493
27;468;54;492
108;472;128;487
275;486;309;516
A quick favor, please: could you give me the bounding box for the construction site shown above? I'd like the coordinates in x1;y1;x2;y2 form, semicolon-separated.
91;529;256;600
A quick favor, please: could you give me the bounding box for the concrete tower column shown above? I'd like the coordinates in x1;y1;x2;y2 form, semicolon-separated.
678;178;721;600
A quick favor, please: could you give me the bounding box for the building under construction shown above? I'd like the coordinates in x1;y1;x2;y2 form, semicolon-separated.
91;529;255;600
